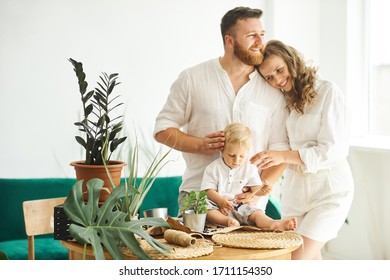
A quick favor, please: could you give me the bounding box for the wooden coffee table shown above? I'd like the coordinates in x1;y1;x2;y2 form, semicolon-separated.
61;240;299;260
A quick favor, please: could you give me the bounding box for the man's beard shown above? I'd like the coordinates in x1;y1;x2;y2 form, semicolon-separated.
233;42;263;65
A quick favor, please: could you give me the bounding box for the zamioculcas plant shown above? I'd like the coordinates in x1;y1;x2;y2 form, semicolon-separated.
69;58;127;165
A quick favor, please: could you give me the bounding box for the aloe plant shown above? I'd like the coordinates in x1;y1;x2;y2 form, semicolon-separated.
64;178;173;260
103;134;174;220
69;58;127;165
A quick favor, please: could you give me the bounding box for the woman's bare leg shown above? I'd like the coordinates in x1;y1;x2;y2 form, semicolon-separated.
292;236;325;260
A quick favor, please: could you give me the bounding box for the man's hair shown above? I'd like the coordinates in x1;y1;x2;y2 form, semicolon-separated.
223;122;252;150
220;6;263;45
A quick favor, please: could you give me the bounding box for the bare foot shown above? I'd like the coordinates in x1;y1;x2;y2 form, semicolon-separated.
226;217;240;227
270;217;297;231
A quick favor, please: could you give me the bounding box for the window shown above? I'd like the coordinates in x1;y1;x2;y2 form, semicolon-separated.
367;0;390;136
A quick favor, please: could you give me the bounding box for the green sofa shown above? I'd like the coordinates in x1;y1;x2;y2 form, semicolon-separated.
0;177;280;260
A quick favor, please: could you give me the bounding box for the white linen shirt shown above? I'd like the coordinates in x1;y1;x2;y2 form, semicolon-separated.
200;157;268;210
154;58;289;192
282;80;354;242
200;157;261;197
289;80;351;173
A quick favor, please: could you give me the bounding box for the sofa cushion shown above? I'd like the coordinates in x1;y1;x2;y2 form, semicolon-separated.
0;178;76;242
266;196;281;219
0;236;68;260
0;178;76;241
139;176;182;218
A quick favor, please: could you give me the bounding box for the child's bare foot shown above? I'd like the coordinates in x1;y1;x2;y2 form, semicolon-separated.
227;217;240;227
270;217;297;231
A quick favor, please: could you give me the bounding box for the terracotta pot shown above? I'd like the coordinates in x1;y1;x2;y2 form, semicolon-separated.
70;160;127;203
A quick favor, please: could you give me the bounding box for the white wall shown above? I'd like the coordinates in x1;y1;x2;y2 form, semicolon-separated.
268;0;348;95
0;0;350;179
0;0;267;178
323;146;390;259
0;0;349;178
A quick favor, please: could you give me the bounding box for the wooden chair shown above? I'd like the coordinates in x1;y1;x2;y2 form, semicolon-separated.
22;197;66;260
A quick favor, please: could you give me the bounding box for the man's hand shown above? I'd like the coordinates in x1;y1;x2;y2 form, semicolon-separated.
201;131;225;155
155;128;225;155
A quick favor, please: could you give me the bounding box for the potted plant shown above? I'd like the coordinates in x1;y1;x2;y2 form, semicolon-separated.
180;190;208;232
64;141;174;260
68;58;127;202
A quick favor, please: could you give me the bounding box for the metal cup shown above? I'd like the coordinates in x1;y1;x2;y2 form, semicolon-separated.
143;207;168;219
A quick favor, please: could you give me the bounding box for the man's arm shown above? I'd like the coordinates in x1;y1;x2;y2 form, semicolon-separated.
155;128;225;155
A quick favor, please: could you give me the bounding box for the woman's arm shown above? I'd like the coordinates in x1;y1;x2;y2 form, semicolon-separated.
250;150;303;170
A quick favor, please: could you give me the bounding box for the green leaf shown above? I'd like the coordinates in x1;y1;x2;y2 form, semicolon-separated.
75;136;87;149
110;137;127;152
107;80;116;95
64;179;173;260
82;90;94;103
109;73;119;79
85;104;93;116
77;72;86;82
79;81;88;94
180;190;207;214
97;115;106;127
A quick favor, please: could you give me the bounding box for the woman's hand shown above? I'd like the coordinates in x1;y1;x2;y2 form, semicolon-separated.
250;150;286;169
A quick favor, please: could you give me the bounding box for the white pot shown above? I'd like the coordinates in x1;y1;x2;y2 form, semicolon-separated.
183;210;207;232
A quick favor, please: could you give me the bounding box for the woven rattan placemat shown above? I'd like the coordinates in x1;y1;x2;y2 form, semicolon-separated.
121;238;213;260
211;231;303;249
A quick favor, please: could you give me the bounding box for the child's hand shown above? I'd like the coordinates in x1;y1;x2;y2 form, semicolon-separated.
251;181;272;196
259;184;272;196
241;181;273;207
217;196;234;215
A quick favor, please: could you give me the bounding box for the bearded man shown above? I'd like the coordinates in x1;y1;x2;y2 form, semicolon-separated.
154;6;289;211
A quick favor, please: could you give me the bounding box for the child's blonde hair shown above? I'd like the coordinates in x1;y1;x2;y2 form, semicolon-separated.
223;123;252;150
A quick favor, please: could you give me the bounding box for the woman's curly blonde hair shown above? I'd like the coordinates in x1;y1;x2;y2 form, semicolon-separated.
260;40;317;114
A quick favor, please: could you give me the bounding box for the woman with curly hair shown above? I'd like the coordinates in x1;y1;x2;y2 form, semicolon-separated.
251;40;354;260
